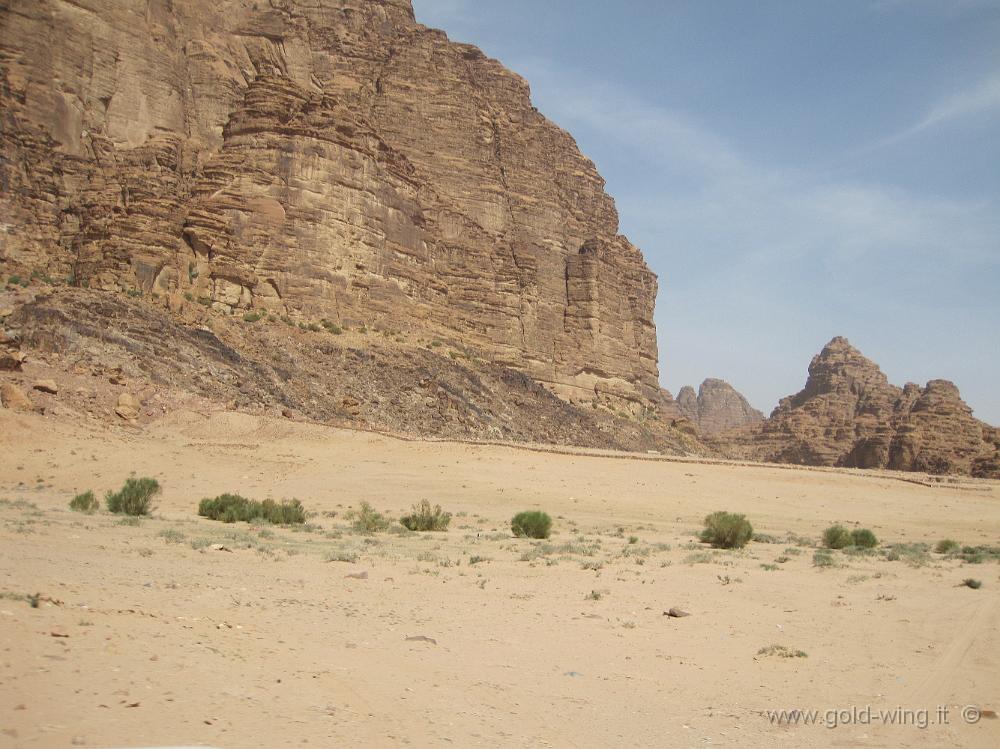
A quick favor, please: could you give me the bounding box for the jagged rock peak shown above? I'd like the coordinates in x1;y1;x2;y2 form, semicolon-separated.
718;336;999;478
675;378;763;435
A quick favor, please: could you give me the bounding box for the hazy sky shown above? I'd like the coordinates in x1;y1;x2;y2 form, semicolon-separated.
411;0;1000;423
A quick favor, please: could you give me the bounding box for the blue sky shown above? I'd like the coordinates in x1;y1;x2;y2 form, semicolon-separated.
411;0;1000;423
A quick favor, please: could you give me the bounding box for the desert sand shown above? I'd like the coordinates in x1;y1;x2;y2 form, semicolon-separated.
1;407;998;748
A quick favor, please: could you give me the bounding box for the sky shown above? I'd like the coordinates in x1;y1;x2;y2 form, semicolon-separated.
410;0;1000;423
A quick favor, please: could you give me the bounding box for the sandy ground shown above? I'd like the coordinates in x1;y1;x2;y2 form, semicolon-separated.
1;407;998;748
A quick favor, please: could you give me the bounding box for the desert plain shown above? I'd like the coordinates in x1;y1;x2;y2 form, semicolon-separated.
1;407;998;748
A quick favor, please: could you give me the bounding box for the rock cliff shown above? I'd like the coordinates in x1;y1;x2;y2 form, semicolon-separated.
675;379;762;435
0;0;659;407
719;337;999;477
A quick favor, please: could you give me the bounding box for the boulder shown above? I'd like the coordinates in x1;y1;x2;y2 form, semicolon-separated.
0;383;33;411
115;392;141;420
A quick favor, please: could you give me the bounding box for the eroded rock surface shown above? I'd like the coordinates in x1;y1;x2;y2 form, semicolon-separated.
0;0;659;407
675;379;762;435
718;337;999;477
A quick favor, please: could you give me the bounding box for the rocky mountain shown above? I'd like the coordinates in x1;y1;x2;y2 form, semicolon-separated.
717;337;1000;477
0;0;659;411
675;379;763;435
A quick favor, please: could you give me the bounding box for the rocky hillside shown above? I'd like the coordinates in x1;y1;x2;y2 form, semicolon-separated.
675;379;763;435
0;285;701;454
0;0;658;410
715;337;1000;478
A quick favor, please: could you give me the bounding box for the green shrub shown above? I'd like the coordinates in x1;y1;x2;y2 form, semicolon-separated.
850;528;878;549
198;493;306;525
822;525;852;549
105;477;160;516
321;319;343;335
812;549;836;568
399;500;452;532
962;578;982;589
699;511;753;549
351;501;390;534
935;539;960;554
242;311;263;323
757;644;807;658
69;490;98;514
511;511;552;539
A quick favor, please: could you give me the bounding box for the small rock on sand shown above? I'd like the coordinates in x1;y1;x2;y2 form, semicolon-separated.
665;607;691;618
115;392;141;420
33;379;58;394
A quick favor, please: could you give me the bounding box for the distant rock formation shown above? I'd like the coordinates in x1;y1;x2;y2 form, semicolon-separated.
718;337;999;478
675;379;763;435
0;0;659;409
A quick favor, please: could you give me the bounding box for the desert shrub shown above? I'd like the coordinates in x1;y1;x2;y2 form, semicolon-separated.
105;477;160;516
699;511;753;549
962;578;982;589
935;539;960;554
399;500;452;532
511;511;552;539
325;551;359;564
850;528;878;549
157;528;185;544
757;644;807;658
198;494;306;525
242;311;263;323
321;319;343;335
812;549;836;568
351;501;390;533
69;490;98;514
822;525;852;549
882;542;931;567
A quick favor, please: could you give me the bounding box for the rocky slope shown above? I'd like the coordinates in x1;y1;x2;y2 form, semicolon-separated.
716;337;1000;477
0;0;659;409
675;379;763;435
0;286;701;455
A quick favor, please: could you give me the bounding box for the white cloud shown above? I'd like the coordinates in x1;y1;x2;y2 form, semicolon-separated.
880;73;1000;146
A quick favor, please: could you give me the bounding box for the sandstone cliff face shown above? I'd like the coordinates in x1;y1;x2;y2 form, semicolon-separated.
726;337;999;477
0;0;659;406
675;379;762;435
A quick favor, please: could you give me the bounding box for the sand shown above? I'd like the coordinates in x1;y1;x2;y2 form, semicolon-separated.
1;407;998;748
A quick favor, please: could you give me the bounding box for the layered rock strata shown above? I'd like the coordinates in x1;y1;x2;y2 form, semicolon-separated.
0;0;659;406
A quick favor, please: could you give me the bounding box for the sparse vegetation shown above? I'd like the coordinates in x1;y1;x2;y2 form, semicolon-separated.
699;511;753;549
511;511;552;539
321;319;343;335
812;549;837;568
105;477;160;516
242;311;263;323
757;644;807;658
325;551;359;564
822;524;852;549
882;542;931;567
157;528;186;544
198;494;306;524
585;590;603;601
350;501;390;534
399;500;452;532
962;578;982;589
935;539;960;554
850;528;878;549
69;490;98;514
